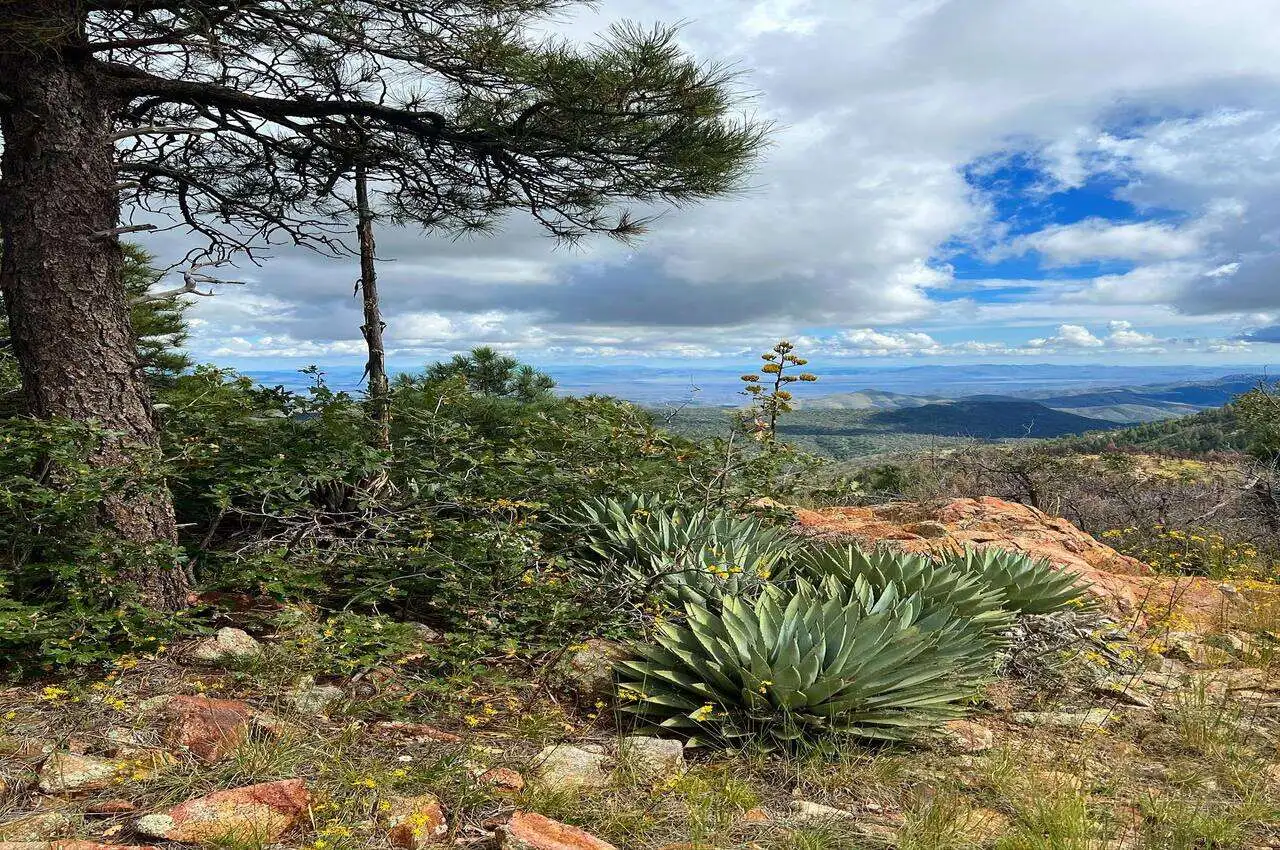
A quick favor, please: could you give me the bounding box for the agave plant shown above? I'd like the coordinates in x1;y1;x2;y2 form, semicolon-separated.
615;579;987;749
791;544;1014;679
792;544;1011;631
939;547;1089;615
561;496;796;607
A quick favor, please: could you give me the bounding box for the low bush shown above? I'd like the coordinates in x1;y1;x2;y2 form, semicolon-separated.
1102;525;1272;581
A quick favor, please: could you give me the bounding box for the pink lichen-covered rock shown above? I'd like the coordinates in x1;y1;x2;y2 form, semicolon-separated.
162;695;254;762
478;767;525;792
383;794;448;848
134;779;309;843
497;812;618;850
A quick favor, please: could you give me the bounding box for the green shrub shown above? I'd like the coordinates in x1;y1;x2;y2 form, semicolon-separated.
1102;525;1271;581
154;368;737;670
0;418;187;676
938;547;1088;614
615;578;986;749
562;495;797;607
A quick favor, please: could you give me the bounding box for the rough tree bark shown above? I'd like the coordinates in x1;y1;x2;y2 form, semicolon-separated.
355;161;390;450
0;16;190;609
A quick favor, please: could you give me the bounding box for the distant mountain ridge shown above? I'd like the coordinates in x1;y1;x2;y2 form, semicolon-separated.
863;399;1119;439
796;389;945;411
795;373;1269;425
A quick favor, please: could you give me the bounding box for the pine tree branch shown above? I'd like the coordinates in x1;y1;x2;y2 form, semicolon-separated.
131;266;247;304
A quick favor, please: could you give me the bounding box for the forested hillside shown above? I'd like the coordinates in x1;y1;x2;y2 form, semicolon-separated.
1057;406;1249;454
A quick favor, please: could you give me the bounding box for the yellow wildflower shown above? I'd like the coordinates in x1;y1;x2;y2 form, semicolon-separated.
689;704;716;722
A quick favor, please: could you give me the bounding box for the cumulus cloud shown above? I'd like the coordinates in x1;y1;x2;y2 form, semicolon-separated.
1009;219;1204;266
1026;322;1167;351
143;0;1280;365
1106;320;1160;347
1029;325;1104;349
786;321;1222;359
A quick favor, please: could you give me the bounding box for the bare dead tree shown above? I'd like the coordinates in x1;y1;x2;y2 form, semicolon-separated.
0;0;769;607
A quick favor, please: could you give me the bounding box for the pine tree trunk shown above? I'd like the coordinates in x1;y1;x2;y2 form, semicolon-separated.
355;163;391;450
0;26;191;609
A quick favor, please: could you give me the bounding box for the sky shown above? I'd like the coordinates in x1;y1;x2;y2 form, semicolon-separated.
141;0;1280;378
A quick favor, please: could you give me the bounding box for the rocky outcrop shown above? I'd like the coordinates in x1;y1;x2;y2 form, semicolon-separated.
792;497;1251;627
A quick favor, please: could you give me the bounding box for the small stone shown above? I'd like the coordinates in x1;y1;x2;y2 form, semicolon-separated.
561;640;626;701
788;800;857;822
904;521;950;539
1093;681;1155;709
618;736;685;781
938;719;994;752
163;695;254;762
38;753;122;794
497;812;618;850
1139;672;1183;690
534;745;612;790
478;768;525;793
0;813;73;842
187;627;262;665
284;677;344;715
85;800;137;816
383;794;448;848
135;778;309;843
